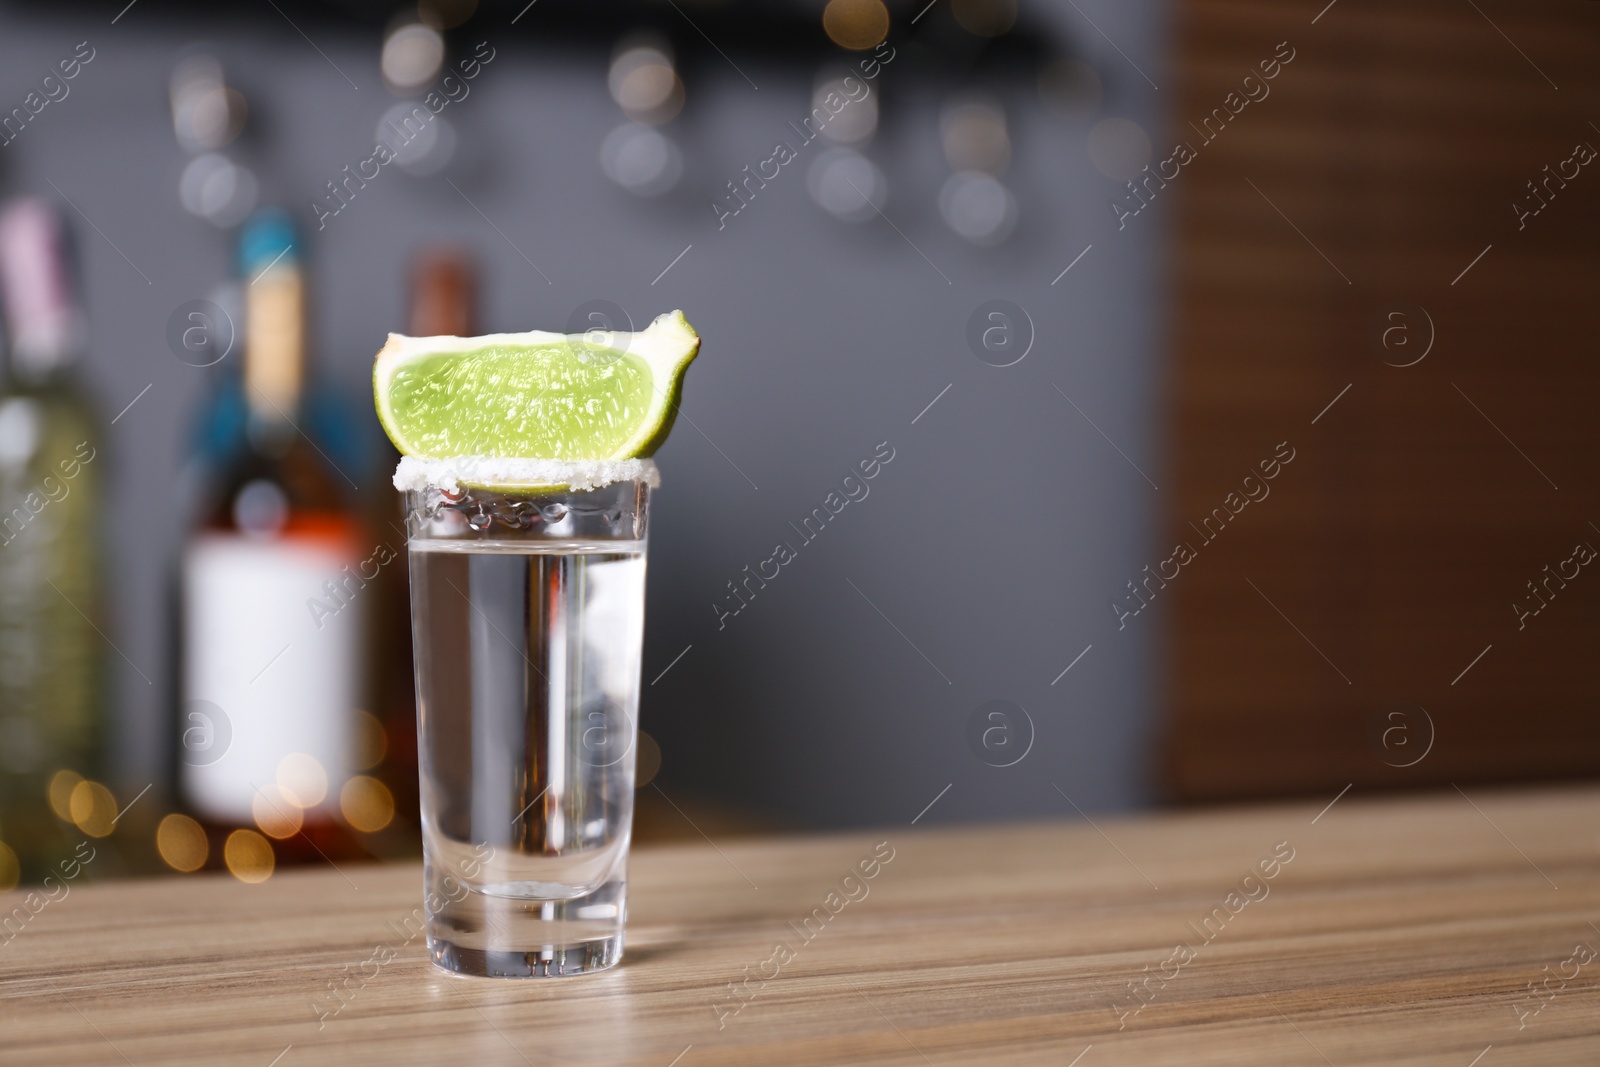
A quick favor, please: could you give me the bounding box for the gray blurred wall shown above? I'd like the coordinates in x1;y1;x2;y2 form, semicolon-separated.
0;0;1167;828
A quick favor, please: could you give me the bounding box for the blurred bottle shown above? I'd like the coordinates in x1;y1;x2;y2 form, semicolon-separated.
0;198;105;888
178;279;247;473
176;208;374;878
409;248;475;337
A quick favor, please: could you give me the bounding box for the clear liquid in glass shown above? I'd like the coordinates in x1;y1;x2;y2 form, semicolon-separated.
410;536;645;977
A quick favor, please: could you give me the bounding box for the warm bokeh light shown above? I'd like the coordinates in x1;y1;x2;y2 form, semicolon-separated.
940;98;1011;174
252;784;305;840
418;0;477;30
68;779;117;838
352;710;388;770
169;55;245;152
340;775;395;833
224;829;275;883
47;769;83;822
822;0;890;51
951;0;1016;37
608;45;684;125
618;66;681;121
0;840;18;893
381;23;445;92
276;752;328;809
156;813;208;873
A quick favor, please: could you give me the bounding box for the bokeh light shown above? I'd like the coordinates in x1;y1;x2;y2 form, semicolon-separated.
608;42;684;125
1087;116;1152;180
952;0;1017;37
47;769;83;821
169;55;246;152
815;74;879;144
276;752;328;809
224;829;274;883
68;779;117;838
340;775;395;833
822;0;890;51
939;171;1018;245
382;23;446;93
252;784;305;840
179;153;258;227
352;710;388;771
600;122;684;196
376;103;456;177
941;97;1011;174
807;147;889;223
156;813;208;873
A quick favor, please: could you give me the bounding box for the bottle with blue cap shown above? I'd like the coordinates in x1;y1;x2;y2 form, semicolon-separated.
177;207;372;875
238;208;304;440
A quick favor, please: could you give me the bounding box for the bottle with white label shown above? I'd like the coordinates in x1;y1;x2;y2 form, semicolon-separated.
178;208;367;879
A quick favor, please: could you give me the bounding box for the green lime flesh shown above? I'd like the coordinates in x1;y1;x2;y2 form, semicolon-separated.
386;341;657;459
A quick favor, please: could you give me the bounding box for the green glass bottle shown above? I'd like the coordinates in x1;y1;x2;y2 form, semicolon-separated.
0;197;105;889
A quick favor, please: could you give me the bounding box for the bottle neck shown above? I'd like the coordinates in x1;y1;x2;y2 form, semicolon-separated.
244;266;305;429
410;251;475;337
0;202;84;381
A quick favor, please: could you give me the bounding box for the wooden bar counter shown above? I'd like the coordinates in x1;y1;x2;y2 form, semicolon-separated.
2;786;1597;1065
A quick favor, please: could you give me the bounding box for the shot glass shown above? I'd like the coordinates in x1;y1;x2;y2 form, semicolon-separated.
405;476;649;977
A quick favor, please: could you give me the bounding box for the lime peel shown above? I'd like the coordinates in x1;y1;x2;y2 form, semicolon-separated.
393;456;659;494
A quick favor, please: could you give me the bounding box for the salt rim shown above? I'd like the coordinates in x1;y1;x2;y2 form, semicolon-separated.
393;455;660;493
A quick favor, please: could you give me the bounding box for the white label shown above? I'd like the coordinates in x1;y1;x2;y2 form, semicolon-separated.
182;533;361;823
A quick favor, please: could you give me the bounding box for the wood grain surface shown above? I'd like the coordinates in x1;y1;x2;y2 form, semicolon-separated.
2;785;1598;1065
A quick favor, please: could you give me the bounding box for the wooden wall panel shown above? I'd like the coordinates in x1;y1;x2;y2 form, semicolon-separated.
1161;0;1600;801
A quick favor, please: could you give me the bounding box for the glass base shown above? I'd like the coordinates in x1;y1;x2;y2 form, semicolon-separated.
429;933;622;977
424;867;628;978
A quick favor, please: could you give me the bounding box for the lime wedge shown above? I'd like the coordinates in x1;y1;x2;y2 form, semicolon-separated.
373;310;698;462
